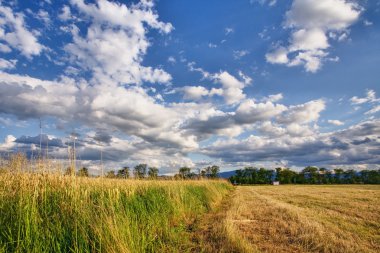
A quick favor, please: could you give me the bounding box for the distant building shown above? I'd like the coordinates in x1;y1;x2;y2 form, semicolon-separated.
272;181;280;185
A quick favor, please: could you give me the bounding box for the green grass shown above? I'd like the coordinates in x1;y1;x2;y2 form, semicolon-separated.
0;172;232;253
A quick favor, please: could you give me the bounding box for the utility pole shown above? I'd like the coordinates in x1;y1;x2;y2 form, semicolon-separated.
100;148;104;177
39;118;42;157
73;134;76;171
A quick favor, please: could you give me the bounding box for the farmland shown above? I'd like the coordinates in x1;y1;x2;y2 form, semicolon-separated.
1;164;379;253
0;171;232;253
219;185;380;253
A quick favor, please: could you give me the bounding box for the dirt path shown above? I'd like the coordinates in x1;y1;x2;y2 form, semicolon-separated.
189;190;244;253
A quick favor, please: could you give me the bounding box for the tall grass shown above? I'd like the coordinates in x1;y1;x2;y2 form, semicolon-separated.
0;160;232;252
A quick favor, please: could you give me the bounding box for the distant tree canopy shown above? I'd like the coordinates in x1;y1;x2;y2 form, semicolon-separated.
201;165;220;178
134;164;147;179
176;165;220;179
230;167;380;185
148;167;159;179
178;167;192;179
64;167;75;176
106;170;116;178
117;167;130;179
77;167;89;177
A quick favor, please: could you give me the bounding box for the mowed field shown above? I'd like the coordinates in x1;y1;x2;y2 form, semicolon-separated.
220;185;380;253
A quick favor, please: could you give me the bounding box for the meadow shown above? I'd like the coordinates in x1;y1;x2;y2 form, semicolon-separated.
0;170;232;253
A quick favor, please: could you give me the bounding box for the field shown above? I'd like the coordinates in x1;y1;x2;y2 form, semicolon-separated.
0;171;232;253
219;185;380;253
1;168;379;253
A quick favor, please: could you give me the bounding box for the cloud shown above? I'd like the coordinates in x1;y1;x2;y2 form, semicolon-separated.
15;134;65;148
233;50;249;59
0;72;79;119
58;6;72;21
225;27;234;35
0;70;204;171
0;0;377;172
212;71;248;105
266;0;361;72
263;93;283;103
93;131;113;144
266;46;289;64
235;100;287;124
203;119;380;167
251;0;277;7
328;119;344;126
363;20;373;26
0;135;16;152
181;86;210;100
37;10;50;25
350;89;380;115
277;99;326;124
350;89;378;104
65;0;173;85
208;43;217;48
182;99;288;140
0;58;17;69
187;63;251;105
365;105;380;115
0;5;44;57
167;56;176;64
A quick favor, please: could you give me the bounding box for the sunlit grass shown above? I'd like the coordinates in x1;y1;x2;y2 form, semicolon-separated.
224;185;380;253
0;159;232;252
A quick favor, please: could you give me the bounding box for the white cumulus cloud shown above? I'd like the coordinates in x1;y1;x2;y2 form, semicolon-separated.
266;0;361;72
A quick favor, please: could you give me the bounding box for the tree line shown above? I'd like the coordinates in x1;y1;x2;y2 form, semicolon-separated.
67;164;220;180
229;166;380;184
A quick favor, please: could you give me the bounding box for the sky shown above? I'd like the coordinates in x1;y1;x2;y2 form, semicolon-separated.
0;0;379;174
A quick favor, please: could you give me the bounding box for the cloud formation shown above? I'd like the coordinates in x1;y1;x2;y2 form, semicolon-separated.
203;119;380;167
266;0;361;72
0;0;378;173
0;5;43;57
65;0;172;85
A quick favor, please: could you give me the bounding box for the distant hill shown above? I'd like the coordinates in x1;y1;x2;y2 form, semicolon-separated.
218;170;236;179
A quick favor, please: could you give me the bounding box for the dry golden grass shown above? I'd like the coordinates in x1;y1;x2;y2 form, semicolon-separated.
0;169;232;252
222;185;380;253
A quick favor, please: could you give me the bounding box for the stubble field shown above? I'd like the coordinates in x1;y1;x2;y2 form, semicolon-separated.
216;185;380;253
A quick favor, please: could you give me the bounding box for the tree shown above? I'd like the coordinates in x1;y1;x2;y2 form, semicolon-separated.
64;166;75;176
202;165;219;178
333;168;344;184
277;168;297;184
210;165;220;178
77;167;89;177
229;166;380;185
200;170;206;178
179;167;191;179
106;170;116;178
148;167;159;179
325;170;334;184
117;167;130;179
302;166;319;184
134;164;147;179
258;168;273;184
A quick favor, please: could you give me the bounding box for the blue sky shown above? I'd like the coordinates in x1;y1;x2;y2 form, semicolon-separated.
0;0;379;174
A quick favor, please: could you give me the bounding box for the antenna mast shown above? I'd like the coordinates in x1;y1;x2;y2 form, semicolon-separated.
39;118;42;156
